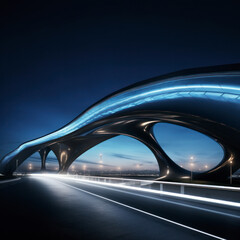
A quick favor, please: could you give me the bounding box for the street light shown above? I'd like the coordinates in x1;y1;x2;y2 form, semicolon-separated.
229;160;233;185
99;153;103;163
204;165;208;172
189;156;194;181
190;162;194;181
28;163;32;171
83;165;86;175
99;153;103;175
71;165;76;175
99;164;103;176
118;167;121;177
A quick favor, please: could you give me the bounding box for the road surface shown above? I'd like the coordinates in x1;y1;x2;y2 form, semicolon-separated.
0;175;239;239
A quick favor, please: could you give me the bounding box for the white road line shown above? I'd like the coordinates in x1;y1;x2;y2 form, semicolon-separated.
70;179;240;219
0;177;21;184
58;180;225;240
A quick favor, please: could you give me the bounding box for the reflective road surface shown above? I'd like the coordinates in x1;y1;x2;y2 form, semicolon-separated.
0;175;240;239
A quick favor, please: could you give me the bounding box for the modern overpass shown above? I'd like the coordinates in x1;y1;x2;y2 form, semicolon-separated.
0;64;240;181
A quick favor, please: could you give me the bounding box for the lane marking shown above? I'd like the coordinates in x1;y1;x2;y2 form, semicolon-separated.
70;179;240;219
58;180;225;240
0;177;21;184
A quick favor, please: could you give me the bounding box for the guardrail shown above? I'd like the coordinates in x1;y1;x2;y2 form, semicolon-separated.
68;175;240;204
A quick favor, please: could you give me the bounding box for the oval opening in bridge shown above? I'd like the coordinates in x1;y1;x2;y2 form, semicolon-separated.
153;123;224;173
68;135;159;178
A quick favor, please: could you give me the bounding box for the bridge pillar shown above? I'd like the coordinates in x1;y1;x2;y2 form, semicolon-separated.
39;147;51;171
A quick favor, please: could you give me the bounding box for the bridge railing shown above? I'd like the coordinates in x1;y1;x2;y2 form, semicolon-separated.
69;174;240;204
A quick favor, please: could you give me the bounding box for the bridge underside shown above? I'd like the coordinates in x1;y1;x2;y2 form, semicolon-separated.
1;64;240;182
29;111;240;181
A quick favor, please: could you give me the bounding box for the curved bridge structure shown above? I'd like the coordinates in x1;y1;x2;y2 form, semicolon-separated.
1;64;240;181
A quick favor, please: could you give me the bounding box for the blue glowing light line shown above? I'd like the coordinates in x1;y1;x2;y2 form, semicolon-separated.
4;82;240;160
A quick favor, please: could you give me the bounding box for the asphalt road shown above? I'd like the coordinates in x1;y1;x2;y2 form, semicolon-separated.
0;176;240;240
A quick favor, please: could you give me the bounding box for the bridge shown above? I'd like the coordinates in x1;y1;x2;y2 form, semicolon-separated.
1;64;240;239
1;64;240;181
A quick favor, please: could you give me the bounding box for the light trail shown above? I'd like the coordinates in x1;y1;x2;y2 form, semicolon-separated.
0;177;21;184
31;174;240;208
66;179;240;219
56;180;225;240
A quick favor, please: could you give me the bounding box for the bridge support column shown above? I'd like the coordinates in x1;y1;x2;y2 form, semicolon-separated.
39;147;50;171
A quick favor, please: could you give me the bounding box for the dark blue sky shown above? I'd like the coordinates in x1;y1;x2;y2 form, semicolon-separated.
1;1;240;169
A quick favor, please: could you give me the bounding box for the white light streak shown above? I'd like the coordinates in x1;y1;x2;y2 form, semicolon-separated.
71;179;240;219
30;174;240;208
0;177;21;184
57;180;225;240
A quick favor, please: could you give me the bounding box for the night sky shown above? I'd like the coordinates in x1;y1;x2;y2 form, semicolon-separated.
1;1;240;172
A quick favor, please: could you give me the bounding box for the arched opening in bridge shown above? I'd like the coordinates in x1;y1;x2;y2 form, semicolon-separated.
153;123;224;173
45;151;59;172
68;135;159;178
15;152;41;173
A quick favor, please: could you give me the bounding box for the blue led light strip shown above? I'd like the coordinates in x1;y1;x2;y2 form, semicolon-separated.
13;84;239;153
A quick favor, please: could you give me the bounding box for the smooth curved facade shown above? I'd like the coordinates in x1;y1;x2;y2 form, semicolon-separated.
1;64;240;181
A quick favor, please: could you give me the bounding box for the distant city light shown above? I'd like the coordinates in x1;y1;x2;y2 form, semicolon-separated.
28;163;32;170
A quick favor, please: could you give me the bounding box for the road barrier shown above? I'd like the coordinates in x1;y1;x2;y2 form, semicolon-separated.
69;175;240;204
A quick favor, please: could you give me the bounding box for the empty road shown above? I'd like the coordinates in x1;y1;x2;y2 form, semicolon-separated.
0;175;239;239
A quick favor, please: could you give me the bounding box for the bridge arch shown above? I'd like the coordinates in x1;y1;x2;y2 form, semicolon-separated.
67;135;160;177
1;64;240;182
